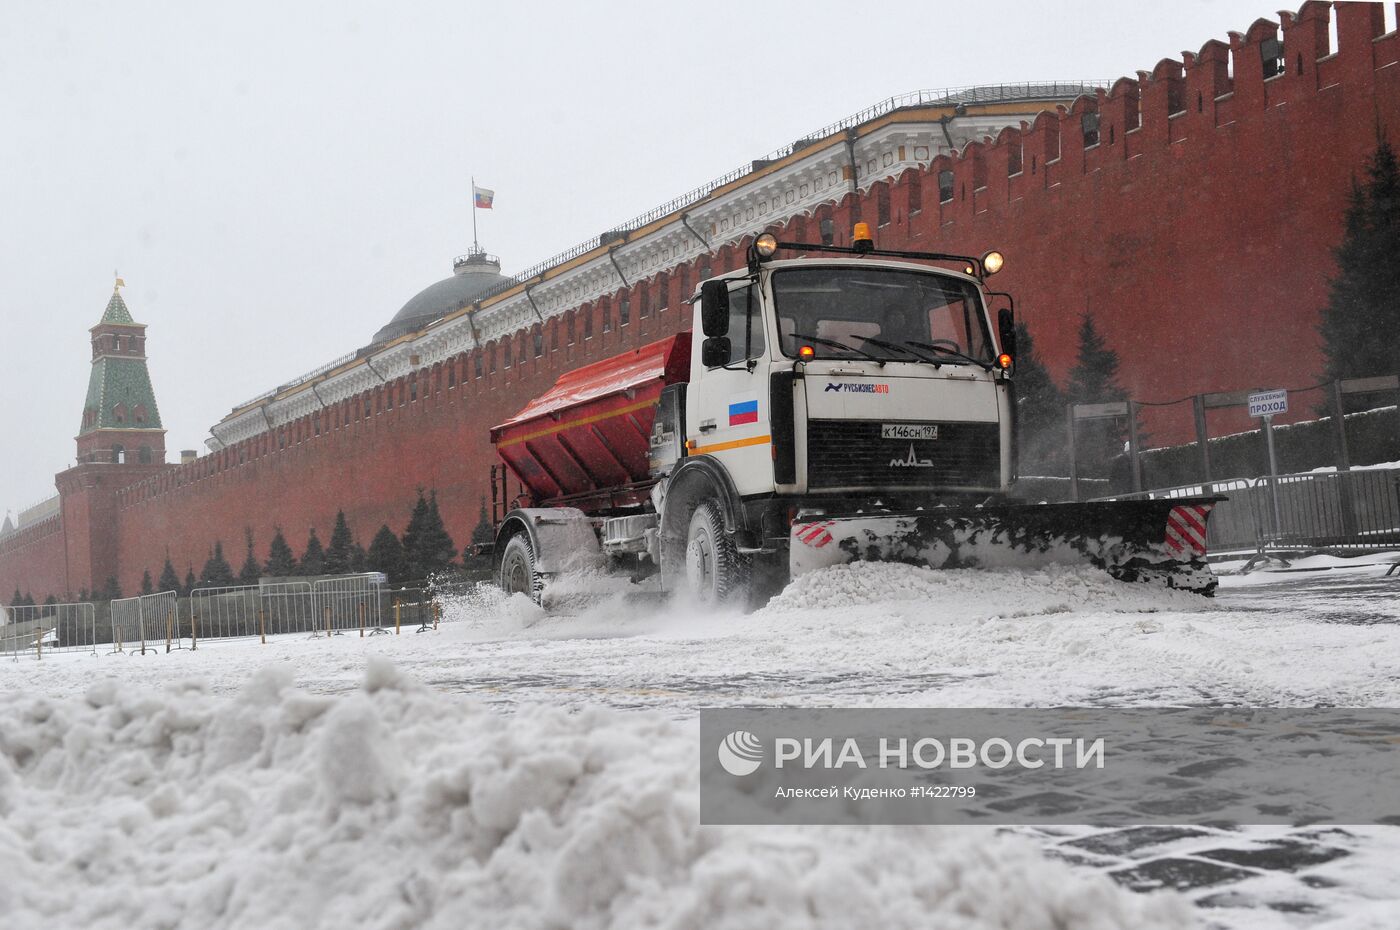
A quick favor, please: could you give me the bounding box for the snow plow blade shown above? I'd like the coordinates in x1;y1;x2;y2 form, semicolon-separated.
790;498;1223;596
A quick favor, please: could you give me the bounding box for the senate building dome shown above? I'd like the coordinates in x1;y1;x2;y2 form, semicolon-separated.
371;250;514;345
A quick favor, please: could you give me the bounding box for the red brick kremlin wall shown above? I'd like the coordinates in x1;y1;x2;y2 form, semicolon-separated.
4;2;1397;600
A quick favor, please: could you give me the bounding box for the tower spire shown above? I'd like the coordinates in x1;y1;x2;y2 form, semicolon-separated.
76;281;166;467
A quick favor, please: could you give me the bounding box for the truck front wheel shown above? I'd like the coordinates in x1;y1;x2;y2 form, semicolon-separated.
682;501;750;606
498;533;543;603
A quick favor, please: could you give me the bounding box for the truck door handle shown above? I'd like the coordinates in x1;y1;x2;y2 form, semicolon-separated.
699;419;717;433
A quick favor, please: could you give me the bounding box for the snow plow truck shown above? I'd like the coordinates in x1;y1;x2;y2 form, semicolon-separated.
486;226;1220;607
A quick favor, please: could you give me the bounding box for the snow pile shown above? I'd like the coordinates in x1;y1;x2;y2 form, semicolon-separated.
767;562;1207;617
0;663;1193;930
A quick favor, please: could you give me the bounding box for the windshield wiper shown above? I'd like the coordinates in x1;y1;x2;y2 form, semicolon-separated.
788;332;889;366
905;341;993;372
857;335;944;368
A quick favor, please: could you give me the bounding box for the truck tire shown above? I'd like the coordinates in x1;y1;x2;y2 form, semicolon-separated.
498;533;543;603
682;501;750;606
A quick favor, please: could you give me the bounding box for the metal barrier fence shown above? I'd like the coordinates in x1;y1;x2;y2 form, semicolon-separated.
108;591;180;654
1099;468;1400;556
5;573;455;660
2;601;97;659
188;574;388;643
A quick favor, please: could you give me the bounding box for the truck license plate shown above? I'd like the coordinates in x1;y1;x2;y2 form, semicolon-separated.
881;423;938;440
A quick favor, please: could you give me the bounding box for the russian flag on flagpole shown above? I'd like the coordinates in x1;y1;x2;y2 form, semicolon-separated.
473;185;495;209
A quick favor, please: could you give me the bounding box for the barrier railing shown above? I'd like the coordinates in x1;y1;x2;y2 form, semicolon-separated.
2;601;97;660
1098;468;1400;557
108;591;180;655
5;573;462;661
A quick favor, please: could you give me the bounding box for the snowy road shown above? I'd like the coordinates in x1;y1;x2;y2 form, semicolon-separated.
3;559;1398;928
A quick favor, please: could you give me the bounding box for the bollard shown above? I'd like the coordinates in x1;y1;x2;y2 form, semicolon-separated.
166;607;173;653
395;599;401;635
259;608;267;645
433;600;440;631
359;601;365;638
191;610;199;651
35;629;42;661
324;605;332;639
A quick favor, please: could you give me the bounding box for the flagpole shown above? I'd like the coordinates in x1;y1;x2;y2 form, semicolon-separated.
471;175;479;254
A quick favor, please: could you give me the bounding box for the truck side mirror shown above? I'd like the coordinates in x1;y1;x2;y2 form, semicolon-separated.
997;308;1016;357
701;336;731;368
700;281;730;337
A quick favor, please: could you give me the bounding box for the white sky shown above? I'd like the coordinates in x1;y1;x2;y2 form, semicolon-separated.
0;0;1291;514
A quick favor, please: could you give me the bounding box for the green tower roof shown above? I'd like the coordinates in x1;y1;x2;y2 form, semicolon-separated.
101;289;135;324
80;286;162;435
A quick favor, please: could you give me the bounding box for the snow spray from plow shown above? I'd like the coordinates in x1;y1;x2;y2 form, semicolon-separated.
790;498;1222;595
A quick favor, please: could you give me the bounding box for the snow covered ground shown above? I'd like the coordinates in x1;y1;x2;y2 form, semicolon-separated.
3;558;1398;928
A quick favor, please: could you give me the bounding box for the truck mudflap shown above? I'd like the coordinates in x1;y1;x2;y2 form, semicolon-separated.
789;498;1223;596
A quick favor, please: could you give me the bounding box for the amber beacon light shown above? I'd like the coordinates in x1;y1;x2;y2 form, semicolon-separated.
852;222;874;253
997;352;1013;370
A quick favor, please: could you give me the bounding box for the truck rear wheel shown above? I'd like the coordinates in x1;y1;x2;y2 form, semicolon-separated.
498;533;543;603
682;501;750;606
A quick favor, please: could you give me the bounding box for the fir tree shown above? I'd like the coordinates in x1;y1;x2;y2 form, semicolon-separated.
101;577;122;601
1319;138;1400;388
238;529;261;586
140;569;154;596
324;511;354;575
183;567;196;598
1065;313;1128;475
158;557;181;595
23;592;35;607
10;588;21;608
200;541;236;587
367;524;408;584
43;594;57;607
400;489;432;581
349;540;368;574
78;587;90;603
299;528;327;577
409;491;456;580
1011;321;1069;476
263;527;297;578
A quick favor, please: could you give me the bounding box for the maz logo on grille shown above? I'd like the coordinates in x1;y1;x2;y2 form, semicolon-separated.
890;444;934;468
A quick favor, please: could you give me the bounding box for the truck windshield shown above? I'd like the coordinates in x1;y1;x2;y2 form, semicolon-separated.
771;266;992;363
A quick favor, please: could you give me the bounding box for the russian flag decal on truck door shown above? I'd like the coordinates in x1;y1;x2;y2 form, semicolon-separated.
728;399;759;426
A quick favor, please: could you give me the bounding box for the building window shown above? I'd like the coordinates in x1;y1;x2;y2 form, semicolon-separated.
111;444;125;464
937;169;954;203
112;403;127;424
619;296;631;326
907;173;922;215
1081;112;1100;147
139;446;153;464
474;352;483;377
820;216;835;245
876;183;891;227
533;326;544;357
